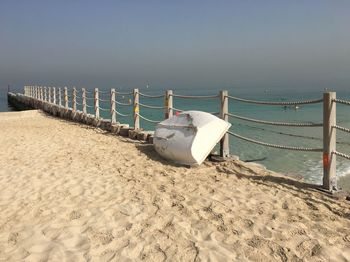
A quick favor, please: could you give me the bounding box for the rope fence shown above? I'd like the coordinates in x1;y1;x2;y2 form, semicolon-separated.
170;94;219;99
138;102;165;110
227;113;323;127
333;151;350;160
139;92;164;98
227;95;323;105
227;131;323;152
333;98;350;106
137;113;161;124
22;85;350;191
115;100;132;106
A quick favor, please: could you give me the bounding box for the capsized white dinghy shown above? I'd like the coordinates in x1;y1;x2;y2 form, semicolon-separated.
153;111;231;166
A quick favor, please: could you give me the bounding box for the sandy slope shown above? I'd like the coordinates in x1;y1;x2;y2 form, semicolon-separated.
0;110;349;261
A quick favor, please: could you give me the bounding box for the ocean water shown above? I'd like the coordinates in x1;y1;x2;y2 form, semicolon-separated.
2;85;350;189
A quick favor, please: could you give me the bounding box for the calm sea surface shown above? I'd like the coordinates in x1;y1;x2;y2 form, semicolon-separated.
2;85;350;189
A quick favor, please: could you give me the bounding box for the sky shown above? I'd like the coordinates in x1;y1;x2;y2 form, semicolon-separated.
0;0;349;93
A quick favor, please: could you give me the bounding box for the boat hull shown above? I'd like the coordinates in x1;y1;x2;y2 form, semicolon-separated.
153;111;231;166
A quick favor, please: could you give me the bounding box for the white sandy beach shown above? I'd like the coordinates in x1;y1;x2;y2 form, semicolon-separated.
0;110;349;261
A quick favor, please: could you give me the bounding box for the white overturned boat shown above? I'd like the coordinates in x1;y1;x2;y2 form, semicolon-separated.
153;111;231;166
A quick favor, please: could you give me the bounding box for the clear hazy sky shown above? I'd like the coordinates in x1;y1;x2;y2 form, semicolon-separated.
1;0;349;92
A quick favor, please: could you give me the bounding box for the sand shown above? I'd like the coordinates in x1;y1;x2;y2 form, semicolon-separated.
0;110;349;261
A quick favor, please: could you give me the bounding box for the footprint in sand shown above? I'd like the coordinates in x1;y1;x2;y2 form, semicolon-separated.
69;210;81;220
8;232;19;245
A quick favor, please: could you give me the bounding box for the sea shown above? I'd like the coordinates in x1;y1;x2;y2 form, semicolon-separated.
2;85;350;190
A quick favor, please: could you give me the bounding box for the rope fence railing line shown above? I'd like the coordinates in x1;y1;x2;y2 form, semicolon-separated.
333;98;350;106
333;125;350;134
333;151;350;161
98;98;110;102
170;94;220;99
138;92;165;98
86;104;94;108
112;109;131;117
227;131;323;152
115;91;133;96
227;113;323;127
86;97;94;100
98;107;110;112
76;102;82;106
97;90;110;94
137;113;161;124
226;95;323;106
138;102;165;110
115;100;132;106
170;107;184;112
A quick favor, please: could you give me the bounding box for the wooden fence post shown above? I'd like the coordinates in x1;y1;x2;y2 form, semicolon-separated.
165;90;173;119
35;86;38;99
82;88;87;114
40;86;43;100
133;88;140;130
72;87;77;111
44;86;47;101
58;87;62;106
48;87;52;103
64;87;68;108
53;87;56;104
323;92;337;191
111;88;116;124
94;88;100;118
220;90;230;158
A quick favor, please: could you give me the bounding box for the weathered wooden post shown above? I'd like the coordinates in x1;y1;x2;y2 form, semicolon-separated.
35;86;38;99
94;88;100;118
82;88;87;114
165;90;173;119
64;87;68;108
48;86;52;103
111;88;116;124
323;92;337;191
58;87;62;106
40;86;43;100
220;90;230;158
133;88;140;130
72;87;77;111
53;87;56;104
44;86;47;101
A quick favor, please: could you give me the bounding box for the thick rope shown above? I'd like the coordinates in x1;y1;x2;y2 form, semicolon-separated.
170;107;184;112
333;98;350;106
86;97;94;100
98;107;110;112
227;131;322;152
98;90;110;94
333;125;350;134
115;100;132;106
86;104;93;108
116;91;133;96
227;113;323;127
139;92;164;98
138;102;165;109
137;113;161;124
333;151;350;160
113;109;131;117
75;102;82;106
227;95;323;105
99;98;110;102
170;94;219;99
